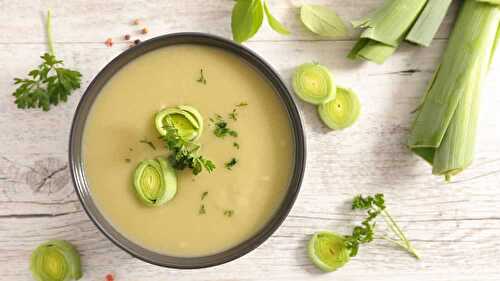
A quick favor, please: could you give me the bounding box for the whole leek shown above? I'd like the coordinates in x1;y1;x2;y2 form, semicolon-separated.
408;0;500;180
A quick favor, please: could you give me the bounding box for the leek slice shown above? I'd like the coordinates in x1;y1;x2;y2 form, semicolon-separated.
30;240;82;281
133;157;177;206
308;232;350;272
155;106;203;141
292;63;336;105
408;0;500;180
406;0;453;47
318;87;360;130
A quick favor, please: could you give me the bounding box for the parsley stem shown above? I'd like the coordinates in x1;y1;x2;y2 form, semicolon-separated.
380;210;420;259
46;10;55;55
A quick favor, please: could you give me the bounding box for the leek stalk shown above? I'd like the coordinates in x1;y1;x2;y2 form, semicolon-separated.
349;0;453;63
408;0;500;180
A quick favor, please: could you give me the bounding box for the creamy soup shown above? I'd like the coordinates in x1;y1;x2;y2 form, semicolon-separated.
83;44;294;257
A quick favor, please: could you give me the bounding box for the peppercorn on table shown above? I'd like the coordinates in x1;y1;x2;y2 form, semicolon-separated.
1;1;500;280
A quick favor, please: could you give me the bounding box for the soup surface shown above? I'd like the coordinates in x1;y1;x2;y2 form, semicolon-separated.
83;44;294;257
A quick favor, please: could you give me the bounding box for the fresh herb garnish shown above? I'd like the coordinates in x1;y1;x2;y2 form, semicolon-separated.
197;69;207;84
224;158;238;170
231;0;290;43
12;10;82;111
229;109;238;121
211;115;238;138
223;210;235;217
233;142;240;149
125;158;131;163
140;139;156;150
345;194;420;259
161;116;215;175
199;204;206;215
201;191;208;200
236;102;248;107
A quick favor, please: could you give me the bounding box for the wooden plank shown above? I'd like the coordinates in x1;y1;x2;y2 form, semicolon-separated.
0;0;458;43
1;38;500;280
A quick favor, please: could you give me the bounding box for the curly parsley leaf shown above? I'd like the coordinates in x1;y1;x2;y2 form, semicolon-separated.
345;194;420;259
161;116;215;175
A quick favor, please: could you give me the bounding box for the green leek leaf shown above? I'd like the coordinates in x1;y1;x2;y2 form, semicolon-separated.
300;5;348;37
308;232;350;272
406;0;453;47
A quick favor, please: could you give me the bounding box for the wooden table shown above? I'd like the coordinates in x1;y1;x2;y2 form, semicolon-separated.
1;1;499;280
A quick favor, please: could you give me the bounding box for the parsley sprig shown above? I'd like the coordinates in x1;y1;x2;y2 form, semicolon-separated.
12;10;82;111
345;194;420;259
161;116;215;175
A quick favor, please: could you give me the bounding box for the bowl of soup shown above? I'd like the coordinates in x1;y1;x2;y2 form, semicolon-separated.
69;33;306;268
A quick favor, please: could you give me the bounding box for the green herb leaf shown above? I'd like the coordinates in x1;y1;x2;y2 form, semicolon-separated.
300;5;348;37
140;139;156;150
161;116;215;175
199;204;206;215
231;0;264;43
346;194;420;259
201;191;208;200
224;209;235;217
197;69;207;84
12;11;81;111
263;0;290;35
233;142;240;149
211;115;238;138
225;158;238;170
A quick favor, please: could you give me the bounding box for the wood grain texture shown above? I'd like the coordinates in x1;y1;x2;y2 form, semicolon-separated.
1;0;500;280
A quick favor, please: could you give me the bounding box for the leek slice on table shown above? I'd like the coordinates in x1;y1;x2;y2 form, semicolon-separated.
292;63;336;105
155;106;203;141
308;232;350;272
134;157;177;206
408;0;500;180
318;87;361;130
30;240;82;281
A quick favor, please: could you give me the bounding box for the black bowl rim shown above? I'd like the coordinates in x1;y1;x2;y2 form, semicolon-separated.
69;32;306;269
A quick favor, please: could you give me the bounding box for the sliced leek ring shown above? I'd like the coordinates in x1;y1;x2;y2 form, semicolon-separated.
308;231;350;272
155;106;203;141
318;87;360;130
30;240;82;281
133;157;177;207
292;63;336;105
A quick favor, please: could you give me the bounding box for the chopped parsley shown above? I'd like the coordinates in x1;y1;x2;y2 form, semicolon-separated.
139;139;156;150
211;114;238;138
197;69;207;85
161;116;216;175
125;158;131;163
225;158;238;170
201;191;208;200
223;210;235;217
233;142;240;149
199;204;206;215
229;109;238;121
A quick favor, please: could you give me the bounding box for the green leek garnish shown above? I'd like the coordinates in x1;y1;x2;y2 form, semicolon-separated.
133;157;177;206
408;0;500;180
155;106;203;141
30;240;82;281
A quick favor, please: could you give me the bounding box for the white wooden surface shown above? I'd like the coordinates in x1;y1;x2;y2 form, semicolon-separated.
1;0;500;280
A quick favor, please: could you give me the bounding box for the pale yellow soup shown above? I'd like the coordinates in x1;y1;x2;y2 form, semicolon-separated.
83;44;294;257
